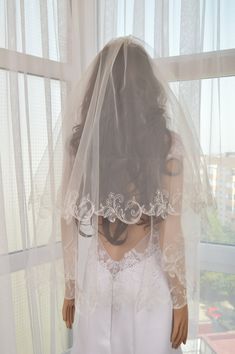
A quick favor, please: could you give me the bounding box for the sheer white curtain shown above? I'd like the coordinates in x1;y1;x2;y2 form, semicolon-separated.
1;0;235;353
0;1;77;353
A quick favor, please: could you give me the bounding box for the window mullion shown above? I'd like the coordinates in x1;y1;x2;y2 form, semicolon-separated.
154;48;235;81
2;242;62;274
200;242;235;274
0;48;73;81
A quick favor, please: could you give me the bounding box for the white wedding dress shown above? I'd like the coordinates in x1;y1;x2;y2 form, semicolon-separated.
70;226;183;354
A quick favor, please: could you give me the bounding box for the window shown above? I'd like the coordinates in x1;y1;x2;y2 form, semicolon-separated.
115;1;235;352
0;1;71;352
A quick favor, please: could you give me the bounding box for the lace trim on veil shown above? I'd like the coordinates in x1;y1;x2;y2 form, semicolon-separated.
62;189;182;235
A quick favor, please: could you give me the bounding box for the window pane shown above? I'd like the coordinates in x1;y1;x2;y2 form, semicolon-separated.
0;0;69;62
115;0;235;57
199;271;235;353
201;77;235;245
169;0;235;56
170;77;235;246
0;69;65;252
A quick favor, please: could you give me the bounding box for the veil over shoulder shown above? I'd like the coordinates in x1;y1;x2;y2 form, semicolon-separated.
29;35;215;345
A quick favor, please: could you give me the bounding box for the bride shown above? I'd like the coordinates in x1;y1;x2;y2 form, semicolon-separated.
60;35;213;354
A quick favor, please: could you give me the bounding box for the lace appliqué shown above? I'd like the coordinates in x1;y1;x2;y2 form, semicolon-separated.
75;231;190;314
98;235;159;279
62;189;182;230
94;233;180;312
98;190;180;222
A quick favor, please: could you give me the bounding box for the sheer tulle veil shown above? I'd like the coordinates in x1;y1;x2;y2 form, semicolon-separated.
28;35;215;344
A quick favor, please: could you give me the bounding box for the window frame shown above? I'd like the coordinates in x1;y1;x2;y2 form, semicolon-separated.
1;0;235;318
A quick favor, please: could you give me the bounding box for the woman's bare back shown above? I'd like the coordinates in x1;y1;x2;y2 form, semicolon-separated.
97;215;151;261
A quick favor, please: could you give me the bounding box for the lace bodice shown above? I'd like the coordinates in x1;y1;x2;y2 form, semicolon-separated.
97;230;162;279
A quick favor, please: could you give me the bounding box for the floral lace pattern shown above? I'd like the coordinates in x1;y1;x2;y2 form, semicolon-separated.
62;189;182;234
90;231;172;312
70;224;195;315
97;231;161;279
98;190;182;222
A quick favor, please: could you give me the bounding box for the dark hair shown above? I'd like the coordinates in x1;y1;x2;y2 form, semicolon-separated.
69;40;179;245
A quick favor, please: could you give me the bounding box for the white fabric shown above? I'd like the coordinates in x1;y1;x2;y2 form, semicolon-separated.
71;228;182;354
58;35;214;323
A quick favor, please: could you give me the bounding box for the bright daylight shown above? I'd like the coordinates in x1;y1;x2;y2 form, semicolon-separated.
0;1;235;354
